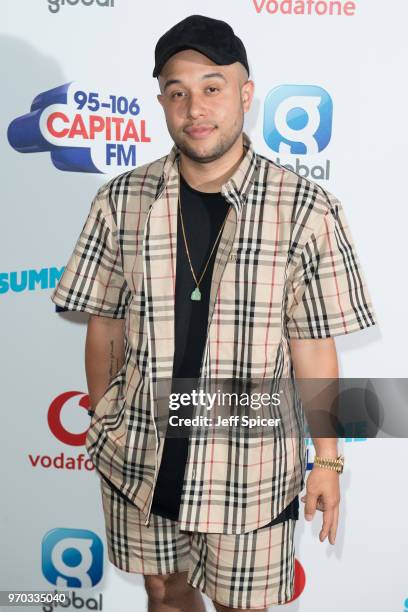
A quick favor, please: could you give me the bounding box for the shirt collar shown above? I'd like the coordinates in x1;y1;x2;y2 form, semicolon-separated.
159;131;259;213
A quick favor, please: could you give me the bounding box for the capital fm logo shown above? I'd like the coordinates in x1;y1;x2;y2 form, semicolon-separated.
28;391;95;472
263;84;333;181
7;82;151;173
42;528;103;588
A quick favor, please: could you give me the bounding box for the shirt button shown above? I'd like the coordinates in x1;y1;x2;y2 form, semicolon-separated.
192;469;196;478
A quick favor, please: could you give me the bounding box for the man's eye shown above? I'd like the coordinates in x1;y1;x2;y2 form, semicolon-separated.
207;87;219;93
170;91;185;99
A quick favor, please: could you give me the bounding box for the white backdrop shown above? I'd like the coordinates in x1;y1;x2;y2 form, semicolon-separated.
1;1;407;611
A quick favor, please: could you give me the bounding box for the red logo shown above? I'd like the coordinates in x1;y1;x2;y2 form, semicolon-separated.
48;391;90;446
287;559;306;602
28;391;94;471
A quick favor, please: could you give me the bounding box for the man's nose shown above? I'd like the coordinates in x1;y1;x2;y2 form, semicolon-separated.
186;92;206;118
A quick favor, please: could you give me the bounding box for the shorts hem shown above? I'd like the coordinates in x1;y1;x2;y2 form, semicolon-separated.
187;576;295;609
195;589;294;609
106;550;190;576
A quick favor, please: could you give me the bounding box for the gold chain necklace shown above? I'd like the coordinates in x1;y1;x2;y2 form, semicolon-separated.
178;167;230;301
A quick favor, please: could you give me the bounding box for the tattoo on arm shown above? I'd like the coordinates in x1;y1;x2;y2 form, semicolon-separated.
108;339;120;379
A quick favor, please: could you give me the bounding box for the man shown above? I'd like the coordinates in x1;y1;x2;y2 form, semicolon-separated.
51;14;377;612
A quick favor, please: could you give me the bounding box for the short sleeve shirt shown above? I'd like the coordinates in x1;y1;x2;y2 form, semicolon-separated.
50;131;377;533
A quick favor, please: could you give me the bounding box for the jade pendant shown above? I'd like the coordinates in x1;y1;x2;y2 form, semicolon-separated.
191;287;201;301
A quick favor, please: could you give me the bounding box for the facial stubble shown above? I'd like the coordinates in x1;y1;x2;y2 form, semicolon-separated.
170;111;245;164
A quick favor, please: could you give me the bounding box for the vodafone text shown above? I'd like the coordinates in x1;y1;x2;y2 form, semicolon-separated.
253;0;356;16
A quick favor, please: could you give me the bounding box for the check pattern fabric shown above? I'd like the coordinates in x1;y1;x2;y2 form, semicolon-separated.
99;474;296;609
51;131;377;534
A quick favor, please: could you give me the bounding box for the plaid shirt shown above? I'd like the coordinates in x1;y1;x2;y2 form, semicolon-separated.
51;131;377;534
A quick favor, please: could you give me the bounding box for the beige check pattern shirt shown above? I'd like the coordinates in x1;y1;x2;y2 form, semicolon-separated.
51;132;377;533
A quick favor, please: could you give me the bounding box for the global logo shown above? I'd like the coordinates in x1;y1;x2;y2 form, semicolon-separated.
263;84;333;155
7;81;151;173
42;528;103;587
47;0;114;14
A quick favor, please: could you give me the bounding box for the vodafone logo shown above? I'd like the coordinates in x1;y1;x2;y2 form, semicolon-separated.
28;391;95;472
287;559;306;602
253;0;357;16
48;391;90;446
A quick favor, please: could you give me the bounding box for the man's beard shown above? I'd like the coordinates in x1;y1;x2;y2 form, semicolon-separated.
171;115;244;164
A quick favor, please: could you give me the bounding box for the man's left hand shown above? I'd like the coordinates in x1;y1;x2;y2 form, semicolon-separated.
300;466;340;544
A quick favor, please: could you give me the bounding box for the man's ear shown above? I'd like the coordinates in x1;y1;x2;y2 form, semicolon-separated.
242;80;255;113
157;93;164;107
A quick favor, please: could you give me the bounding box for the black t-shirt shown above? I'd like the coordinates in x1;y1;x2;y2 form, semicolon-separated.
150;172;299;526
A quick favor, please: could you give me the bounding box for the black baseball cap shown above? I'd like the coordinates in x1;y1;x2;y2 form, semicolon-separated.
152;14;250;79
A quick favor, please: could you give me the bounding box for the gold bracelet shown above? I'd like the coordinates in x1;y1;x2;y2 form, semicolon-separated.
313;454;344;474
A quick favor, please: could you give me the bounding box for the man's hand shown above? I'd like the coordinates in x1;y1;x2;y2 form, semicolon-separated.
300;465;340;545
289;336;341;545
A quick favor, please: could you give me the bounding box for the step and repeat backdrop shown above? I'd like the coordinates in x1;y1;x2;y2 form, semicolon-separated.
1;1;407;611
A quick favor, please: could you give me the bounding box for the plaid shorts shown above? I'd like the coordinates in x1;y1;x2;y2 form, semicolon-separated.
99;475;297;609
